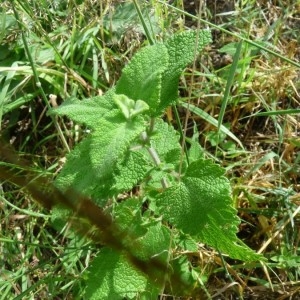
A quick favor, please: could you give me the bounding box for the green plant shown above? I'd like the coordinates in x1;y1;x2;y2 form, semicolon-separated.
49;29;262;298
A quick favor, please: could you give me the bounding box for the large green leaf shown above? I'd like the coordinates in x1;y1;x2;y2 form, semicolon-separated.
54;109;146;204
85;223;171;299
112;150;149;194
158;30;212;111
157;159;261;261
116;30;212;115
85;248;150;300
116;43;169;113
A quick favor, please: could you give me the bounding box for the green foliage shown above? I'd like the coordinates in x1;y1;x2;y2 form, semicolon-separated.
86;223;170;300
159;30;211;111
54;112;146;202
156;159;256;261
2;1;300;299
50;29;262;298
116;30;212;115
114;94;150;120
86;248;154;300
116;43;168;113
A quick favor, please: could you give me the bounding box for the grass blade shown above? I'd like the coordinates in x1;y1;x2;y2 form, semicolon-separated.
180;102;244;149
218;40;243;131
160;1;300;68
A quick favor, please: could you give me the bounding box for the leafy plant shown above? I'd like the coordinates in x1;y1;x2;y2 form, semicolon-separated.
48;29;262;298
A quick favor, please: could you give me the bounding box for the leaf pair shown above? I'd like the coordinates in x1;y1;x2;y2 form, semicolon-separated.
116;30;212;115
114;94;149;120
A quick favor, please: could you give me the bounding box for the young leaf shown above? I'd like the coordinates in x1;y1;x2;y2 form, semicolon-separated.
115;30;212;116
114;94;149;119
156;159;261;261
133;99;150;117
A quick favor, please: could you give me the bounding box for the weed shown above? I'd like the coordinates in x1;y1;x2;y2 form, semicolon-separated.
1;0;300;299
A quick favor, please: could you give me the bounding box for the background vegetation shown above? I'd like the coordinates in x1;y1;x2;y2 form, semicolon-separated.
0;0;299;299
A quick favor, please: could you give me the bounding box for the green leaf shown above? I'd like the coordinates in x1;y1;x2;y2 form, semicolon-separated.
112;150;149;193
85;248;150;300
158;30;212;111
156;159;261;261
170;256;199;293
114;94;149;119
115;30;212;116
55;110;146;204
49;89;116;129
112;119;182;196
113;197;146;237
116;43;169;113
149;119;181;164
133;100;150;117
134;222;171;265
85;223;171;299
176;234;198;252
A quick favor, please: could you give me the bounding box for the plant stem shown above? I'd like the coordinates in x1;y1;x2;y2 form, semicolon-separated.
140;118;169;189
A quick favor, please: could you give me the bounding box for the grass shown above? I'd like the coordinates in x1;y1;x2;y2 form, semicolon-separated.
1;0;300;298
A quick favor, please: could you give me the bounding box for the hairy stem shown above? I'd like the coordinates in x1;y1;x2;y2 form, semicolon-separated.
140;118;169;189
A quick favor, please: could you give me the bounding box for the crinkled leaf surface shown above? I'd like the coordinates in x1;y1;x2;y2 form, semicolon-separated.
85;248;149;300
150;119;181;164
116;30;212;115
49;89;116;129
54;109;146;204
113;197;147;238
116;43;168;113
133;222;171;264
158;30;212;111
112;150;149;193
157;159;261;261
85;223;171;299
112;119;182;195
136;119;182;169
51;30;212;200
